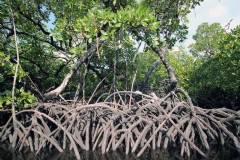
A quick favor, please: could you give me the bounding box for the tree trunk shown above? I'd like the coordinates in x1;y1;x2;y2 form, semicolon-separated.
44;42;102;99
152;47;178;92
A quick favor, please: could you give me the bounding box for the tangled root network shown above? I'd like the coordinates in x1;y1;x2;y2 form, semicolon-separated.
1;89;240;160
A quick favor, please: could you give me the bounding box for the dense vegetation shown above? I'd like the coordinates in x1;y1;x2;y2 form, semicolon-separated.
0;0;201;107
188;24;240;109
0;0;239;159
0;1;239;110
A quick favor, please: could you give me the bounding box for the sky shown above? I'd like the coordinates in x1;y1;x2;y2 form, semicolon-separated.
183;0;240;48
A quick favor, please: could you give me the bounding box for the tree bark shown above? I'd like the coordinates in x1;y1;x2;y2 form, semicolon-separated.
152;47;178;92
44;42;102;99
143;58;161;84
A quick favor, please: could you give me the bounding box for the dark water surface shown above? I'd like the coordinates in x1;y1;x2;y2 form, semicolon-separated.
0;143;239;160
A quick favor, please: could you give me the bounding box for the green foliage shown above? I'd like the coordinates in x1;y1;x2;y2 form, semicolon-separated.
0;49;38;109
0;90;12;108
18;87;38;108
1;0;237;112
189;22;225;59
135;46;195;94
0;88;37;109
167;47;196;88
188;25;240;109
0;0;204;108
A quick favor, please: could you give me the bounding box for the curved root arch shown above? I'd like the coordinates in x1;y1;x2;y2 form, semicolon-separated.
0;89;240;160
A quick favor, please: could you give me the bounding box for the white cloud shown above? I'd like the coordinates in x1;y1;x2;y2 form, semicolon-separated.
208;4;228;18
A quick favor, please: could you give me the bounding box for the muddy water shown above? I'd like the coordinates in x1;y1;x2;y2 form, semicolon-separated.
0;143;239;160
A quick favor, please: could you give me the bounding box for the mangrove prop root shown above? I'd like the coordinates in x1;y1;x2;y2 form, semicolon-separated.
0;89;240;160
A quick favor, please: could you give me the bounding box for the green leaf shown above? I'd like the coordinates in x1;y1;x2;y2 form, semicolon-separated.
0;74;3;82
20;87;24;93
0;98;3;108
6;99;11;105
88;38;93;43
115;23;121;28
100;30;108;36
0;51;3;57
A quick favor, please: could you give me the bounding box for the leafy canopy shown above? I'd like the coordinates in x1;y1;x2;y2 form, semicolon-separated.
188;25;240;109
189;22;225;59
0;0;204;108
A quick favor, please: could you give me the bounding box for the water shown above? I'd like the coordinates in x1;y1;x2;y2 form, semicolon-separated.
0;143;239;160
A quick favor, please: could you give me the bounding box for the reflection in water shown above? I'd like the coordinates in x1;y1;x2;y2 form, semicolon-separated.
0;143;239;160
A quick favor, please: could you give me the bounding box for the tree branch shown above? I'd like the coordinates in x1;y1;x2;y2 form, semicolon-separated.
44;41;103;99
10;4;18;129
19;56;50;77
16;7;51;35
143;58;161;84
54;60;71;78
88;64;109;86
2;24;64;51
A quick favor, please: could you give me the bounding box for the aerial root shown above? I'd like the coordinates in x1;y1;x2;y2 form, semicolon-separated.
0;89;240;160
